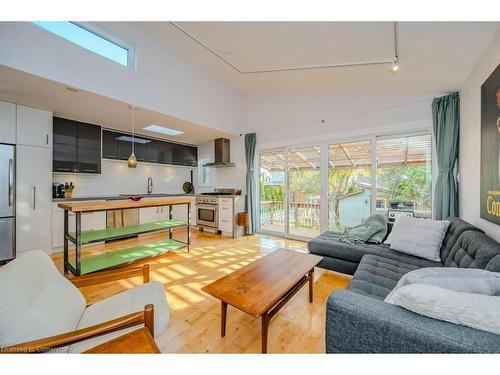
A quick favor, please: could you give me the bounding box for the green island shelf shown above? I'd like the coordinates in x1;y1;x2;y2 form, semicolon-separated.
67;220;187;245
69;239;186;275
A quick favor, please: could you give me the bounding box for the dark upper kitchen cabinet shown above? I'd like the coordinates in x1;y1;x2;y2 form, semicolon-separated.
101;129;198;167
158;142;172;164
53;117;101;174
170;144;197;166
117;134;132;160
102;130;119;159
170;143;182;165
77;121;101;174
146;140;160;163
183;145;198;166
53;117;78;173
133;137;147;162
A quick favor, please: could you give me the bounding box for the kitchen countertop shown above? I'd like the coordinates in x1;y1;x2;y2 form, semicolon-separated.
53;193;195;202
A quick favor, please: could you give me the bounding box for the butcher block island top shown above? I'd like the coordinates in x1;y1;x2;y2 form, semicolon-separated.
58;197;194;212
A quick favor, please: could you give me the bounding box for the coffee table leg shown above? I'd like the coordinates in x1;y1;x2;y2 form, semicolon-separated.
221;301;227;337
308;269;314;303
261;312;270;353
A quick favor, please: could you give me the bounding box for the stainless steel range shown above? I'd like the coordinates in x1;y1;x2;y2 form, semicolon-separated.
196;195;219;228
196;189;239;229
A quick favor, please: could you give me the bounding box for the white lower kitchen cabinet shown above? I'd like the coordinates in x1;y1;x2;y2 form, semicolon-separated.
52;202;106;250
218;198;233;236
16;145;52;255
218;196;245;238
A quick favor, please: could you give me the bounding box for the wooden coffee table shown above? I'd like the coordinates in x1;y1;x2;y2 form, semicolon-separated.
201;249;322;353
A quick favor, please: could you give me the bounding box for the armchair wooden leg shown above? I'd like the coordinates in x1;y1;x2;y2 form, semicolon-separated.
144;304;154;336
143;264;150;284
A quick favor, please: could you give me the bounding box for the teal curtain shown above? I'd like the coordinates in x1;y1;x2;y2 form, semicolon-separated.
244;133;256;234
432;92;460;220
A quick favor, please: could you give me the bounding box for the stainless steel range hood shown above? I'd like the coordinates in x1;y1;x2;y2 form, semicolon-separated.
204;138;236;167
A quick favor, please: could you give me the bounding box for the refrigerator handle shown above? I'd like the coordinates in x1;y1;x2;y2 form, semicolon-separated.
33;186;36;210
8;158;13;207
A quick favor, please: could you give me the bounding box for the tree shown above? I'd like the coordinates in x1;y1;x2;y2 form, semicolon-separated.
328;168;361;230
378;166;431;210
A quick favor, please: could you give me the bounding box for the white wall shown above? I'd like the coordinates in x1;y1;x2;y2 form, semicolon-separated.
53;159;197;197
459;29;500;241
240;92;436;148
196;136;247;193
0;22;240;134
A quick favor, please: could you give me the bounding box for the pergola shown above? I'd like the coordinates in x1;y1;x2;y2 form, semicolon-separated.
260;135;432;172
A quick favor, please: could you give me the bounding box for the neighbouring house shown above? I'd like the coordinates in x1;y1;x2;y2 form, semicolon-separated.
335;182;391;228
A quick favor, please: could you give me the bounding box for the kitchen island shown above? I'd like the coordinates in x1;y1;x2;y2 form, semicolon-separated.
58;197;192;276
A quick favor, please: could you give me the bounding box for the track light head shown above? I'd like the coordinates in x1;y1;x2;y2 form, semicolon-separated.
389;59;400;75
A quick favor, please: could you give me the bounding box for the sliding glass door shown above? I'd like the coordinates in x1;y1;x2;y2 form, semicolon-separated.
287;146;321;238
257;131;433;239
259;149;286;234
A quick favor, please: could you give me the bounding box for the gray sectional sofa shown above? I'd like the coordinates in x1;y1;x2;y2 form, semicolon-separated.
307;217;500;353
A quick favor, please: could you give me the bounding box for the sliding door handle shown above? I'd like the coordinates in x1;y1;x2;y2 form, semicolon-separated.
8;159;13;207
33;186;36;210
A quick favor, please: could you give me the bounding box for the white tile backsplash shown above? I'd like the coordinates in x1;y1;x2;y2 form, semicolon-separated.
53;159;197;197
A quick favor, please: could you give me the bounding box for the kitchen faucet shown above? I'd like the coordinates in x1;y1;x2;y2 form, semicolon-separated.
147;177;153;194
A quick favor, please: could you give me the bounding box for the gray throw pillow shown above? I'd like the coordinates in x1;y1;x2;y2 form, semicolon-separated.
388;216;449;261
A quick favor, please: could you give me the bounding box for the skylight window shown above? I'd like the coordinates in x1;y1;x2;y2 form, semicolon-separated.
32;22;129;66
143;125;184;136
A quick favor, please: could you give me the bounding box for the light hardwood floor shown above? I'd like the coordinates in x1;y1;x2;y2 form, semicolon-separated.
51;229;351;353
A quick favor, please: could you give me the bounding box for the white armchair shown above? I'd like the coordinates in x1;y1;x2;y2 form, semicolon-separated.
0;250;169;353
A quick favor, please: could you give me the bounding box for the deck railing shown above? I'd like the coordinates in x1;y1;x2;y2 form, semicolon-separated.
260;201;320;229
260;201;432;232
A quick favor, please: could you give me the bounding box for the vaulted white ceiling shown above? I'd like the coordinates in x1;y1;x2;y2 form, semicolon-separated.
149;21;500;93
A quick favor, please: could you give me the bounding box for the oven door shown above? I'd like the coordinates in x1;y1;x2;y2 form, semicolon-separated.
196;204;218;228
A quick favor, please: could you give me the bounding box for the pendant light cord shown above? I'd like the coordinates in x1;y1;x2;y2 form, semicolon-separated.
132;106;135;154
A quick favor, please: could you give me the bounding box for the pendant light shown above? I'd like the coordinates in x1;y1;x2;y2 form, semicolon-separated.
128;105;138;168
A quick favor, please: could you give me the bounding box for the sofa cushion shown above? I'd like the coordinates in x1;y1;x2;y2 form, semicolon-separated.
0;250;86;348
440;217;484;261
348;253;441;300
486;255;500;273
442;231;500;269
308;231;389;263
70;281;169;353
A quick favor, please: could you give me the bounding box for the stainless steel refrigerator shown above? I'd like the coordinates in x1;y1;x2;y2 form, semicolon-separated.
0;144;15;261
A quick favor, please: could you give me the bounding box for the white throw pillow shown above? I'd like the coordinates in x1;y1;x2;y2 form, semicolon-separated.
383;219;400;245
385;267;500;301
386;284;500;335
388;216;449;261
